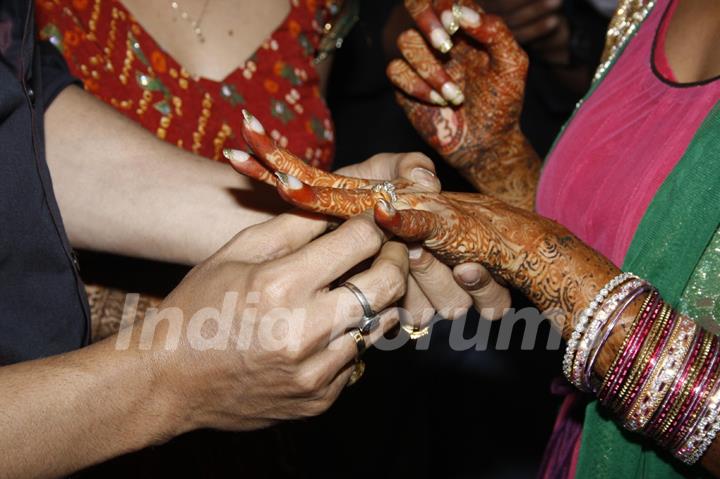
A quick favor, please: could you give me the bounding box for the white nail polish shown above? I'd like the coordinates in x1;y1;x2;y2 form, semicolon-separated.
285;174;303;190
440;10;459;34
242;109;265;134
429;90;447;106
223;148;250;163
274;172;289;186
411;167;437;188
408;245;423;260
430;28;453;53
441;82;464;105
457;6;481;28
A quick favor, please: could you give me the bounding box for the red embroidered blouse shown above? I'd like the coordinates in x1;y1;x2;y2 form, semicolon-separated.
36;0;335;169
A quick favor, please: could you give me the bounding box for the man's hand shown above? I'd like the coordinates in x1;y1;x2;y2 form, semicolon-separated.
227;110;512;327
0;212;409;477
150;213;409;431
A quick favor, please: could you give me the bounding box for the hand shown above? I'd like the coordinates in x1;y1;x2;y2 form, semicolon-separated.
222;116;616;334
143;212;409;432
225;111;511;322
479;0;565;46
387;0;541;210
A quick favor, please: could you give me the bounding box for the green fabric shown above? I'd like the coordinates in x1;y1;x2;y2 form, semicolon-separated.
575;101;720;478
679;230;720;326
576;99;720;478
538;3;720;475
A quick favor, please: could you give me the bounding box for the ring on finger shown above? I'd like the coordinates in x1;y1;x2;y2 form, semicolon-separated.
347;360;366;387
348;328;366;357
341;282;381;334
401;324;431;340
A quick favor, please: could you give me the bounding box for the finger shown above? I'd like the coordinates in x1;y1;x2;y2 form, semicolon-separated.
223;148;277;186
266;215;385;288
512;15;561;44
387;58;448;106
338;152;441;193
404;0;453;53
408;245;472;320
305;306;402;383
240;110;371;189
275;173;378;219
453;263;511;320
400;274;436;329
503;0;562;29
216;211;327;263
453;3;528;77
374;199;442;243
324;241;409;331
397;29;464;105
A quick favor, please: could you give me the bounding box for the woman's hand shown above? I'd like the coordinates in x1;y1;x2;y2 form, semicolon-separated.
225;111;511;322
387;0;541;211
226;115;617;336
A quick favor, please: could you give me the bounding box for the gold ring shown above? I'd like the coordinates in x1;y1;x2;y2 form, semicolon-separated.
348;328;366;357
401;324;430;340
347;360;365;387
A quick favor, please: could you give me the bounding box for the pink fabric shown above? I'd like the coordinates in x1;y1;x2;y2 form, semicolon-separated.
654;0;679;81
536;0;720;268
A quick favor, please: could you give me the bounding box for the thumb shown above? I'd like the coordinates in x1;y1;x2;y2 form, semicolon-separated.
452;263;511;320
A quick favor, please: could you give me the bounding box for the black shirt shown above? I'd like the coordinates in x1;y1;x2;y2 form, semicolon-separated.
0;1;89;364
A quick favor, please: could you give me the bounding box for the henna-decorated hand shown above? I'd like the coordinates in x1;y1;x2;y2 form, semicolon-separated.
227;111;618;337
225;110;511;322
388;0;541;211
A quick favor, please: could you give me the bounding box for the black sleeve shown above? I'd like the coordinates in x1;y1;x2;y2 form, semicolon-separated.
37;39;82;110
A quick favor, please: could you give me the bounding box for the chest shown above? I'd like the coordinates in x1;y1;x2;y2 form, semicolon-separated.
121;0;292;81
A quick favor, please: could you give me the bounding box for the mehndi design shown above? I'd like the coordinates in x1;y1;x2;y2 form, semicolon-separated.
388;0;541;211
229;111;619;338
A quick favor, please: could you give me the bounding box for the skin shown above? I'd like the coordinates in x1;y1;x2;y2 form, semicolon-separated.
0;211;411;478
231;109;512;320
230;108;720;474
121;0;334;89
388;0;542;211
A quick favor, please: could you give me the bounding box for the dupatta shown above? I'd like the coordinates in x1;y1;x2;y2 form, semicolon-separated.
544;3;720;476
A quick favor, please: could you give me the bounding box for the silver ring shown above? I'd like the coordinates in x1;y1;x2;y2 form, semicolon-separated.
371;181;398;203
341;282;380;334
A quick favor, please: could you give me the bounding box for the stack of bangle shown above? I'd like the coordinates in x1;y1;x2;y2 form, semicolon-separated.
563;272;720;464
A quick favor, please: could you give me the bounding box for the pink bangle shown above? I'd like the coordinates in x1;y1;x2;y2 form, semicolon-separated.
599;292;661;406
583;282;651;393
617;307;676;418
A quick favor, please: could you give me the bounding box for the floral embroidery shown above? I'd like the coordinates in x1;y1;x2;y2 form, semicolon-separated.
36;0;335;167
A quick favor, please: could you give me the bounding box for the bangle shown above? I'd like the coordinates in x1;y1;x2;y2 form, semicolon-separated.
572;279;646;391
658;331;714;441
585;285;651;393
598;291;660;405
644;328;706;438
669;336;720;451
624;314;696;431
676;353;720;463
563;272;638;383
614;303;674;417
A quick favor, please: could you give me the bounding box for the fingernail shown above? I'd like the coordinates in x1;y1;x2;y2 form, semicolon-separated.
411;167;437;188
408;245;423;260
376;198;395;215
429;90;447;106
430;28;453;53
441;82;465;105
275;172;289;186
223;148;249;163
440;10;459;34
242;109;265;134
455;5;481;28
456;265;481;287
